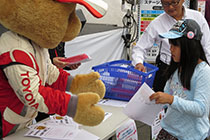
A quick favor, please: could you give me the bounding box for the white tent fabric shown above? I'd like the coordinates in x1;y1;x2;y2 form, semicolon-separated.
65;28;126;76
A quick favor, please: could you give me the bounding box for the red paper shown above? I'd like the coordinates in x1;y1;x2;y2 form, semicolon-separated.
60;54;91;64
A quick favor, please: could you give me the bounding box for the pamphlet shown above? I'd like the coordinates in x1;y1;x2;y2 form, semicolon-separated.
60;53;91;64
123;83;164;126
25;115;79;140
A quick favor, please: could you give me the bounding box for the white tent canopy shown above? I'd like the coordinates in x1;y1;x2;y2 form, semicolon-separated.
65;28;127;76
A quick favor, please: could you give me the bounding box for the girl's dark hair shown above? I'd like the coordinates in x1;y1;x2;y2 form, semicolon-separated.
166;37;208;90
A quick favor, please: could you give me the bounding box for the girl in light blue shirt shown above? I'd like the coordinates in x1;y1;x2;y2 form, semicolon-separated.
150;19;210;140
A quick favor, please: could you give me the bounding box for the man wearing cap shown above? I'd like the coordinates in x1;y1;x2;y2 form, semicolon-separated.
132;0;210;92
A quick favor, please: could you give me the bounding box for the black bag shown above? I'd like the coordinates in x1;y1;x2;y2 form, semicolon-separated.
155;41;162;67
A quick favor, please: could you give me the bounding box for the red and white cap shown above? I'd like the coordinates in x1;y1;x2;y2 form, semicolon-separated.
55;0;108;18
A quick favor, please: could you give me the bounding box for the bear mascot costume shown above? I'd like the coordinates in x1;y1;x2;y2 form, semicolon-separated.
0;0;108;137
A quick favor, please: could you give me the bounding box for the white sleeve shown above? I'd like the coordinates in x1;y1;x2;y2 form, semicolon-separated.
171;66;210;117
4;64;49;113
131;23;158;66
46;58;60;85
200;15;210;64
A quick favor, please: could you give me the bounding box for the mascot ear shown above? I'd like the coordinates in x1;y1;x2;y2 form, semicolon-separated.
55;0;108;18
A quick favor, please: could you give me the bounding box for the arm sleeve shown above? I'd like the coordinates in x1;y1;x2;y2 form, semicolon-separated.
163;79;170;94
2;49;76;116
171;68;210;117
200;14;210;64
45;57;73;92
4;64;72;116
131;23;158;66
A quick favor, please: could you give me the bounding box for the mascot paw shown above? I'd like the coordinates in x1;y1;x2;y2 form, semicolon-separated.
70;72;105;99
73;92;105;126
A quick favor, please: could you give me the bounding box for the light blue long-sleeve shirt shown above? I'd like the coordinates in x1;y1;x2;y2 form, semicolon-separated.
161;61;210;140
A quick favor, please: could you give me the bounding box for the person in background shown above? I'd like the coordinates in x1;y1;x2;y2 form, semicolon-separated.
150;19;210;140
48;42;81;70
36;42;81;122
49;8;86;70
132;0;210;92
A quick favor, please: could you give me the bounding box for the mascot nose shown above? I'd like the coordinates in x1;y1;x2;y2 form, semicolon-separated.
55;0;108;18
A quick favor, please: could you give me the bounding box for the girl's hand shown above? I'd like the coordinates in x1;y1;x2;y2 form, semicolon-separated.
149;92;174;105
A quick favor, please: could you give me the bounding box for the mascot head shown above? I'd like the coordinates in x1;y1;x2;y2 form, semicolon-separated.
0;0;108;49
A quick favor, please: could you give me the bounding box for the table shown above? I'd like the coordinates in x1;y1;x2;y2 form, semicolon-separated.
4;105;129;140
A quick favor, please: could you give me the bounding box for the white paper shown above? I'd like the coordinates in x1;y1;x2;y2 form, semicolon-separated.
123;83;164;126
98;99;128;107
74;129;99;140
102;112;112;122
25;115;79;140
25;125;78;140
42;129;99;140
116;119;138;140
49;115;79;127
28;115;78;129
